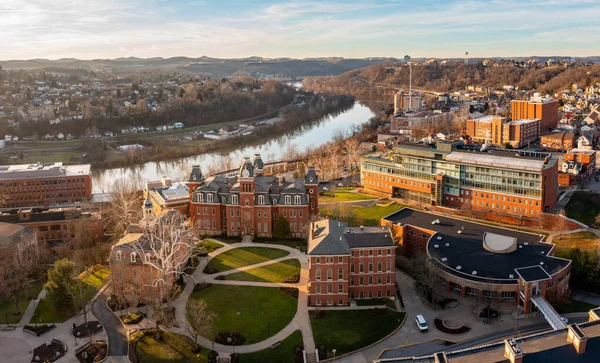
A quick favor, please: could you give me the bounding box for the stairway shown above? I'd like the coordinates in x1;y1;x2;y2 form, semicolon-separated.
531;295;567;330
242;235;253;243
305;352;318;363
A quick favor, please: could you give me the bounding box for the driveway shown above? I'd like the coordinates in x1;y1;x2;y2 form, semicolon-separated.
92;294;128;356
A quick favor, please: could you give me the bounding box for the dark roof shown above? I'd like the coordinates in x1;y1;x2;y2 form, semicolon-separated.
188;165;202;182
0;222;36;249
305;167;318;185
514;265;551;282
345;233;394;249
383;208;570;283
308;220;394;255
252;154;264;170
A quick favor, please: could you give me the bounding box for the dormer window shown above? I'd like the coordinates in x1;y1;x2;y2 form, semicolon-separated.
221;196;226;203
199;193;204;202
130;252;137;263
116;250;122;261
258;195;265;205
231;195;239;204
273;198;278;205
294;195;301;204
285;195;291;205
207;194;213;203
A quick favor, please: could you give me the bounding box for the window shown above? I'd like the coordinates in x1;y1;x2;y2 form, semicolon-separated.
338;268;343;280
294;195;301;204
377;261;382;272
316;257;320;263
338;285;343;293
316;299;321;306
116;250;122;261
245;199;249;206
338;299;343;306
350;277;354;286
130;252;137;262
327;284;332;294
359;262;364;273
231;195;238;204
350;264;354;273
264;223;267;232
284;210;287;218
230;209;234;217
199;193;204;202
387;260;391;271
145;253;152;261
368;263;373;272
285;195;291;204
327;269;332;280
258;223;262;232
316;285;321;294
258;195;265;205
368;276;373;285
360;277;364;286
377;276;382;285
316;269;321;280
207;194;213;202
386;275;391;284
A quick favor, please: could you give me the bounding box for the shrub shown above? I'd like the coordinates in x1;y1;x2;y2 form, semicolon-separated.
230;353;240;363
193;282;212;292
280;287;299;299
283;274;300;283
208;350;219;363
367;307;388;316
23;324;55;336
203;265;218;274
310;310;326;319
215;275;226;280
121;312;145;325
215;331;246;345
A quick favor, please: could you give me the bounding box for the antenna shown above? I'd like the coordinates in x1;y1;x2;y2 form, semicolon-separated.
465;51;469;64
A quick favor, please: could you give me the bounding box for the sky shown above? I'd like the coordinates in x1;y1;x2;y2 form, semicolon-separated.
1;0;599;60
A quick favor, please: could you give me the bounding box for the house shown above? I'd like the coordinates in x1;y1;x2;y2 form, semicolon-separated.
117;144;144;152
57;133;64;140
173;122;184;129
307;219;396;306
104;131;114;138
578;134;593;150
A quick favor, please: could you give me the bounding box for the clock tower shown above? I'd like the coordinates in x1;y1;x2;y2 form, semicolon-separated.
239;157;255;237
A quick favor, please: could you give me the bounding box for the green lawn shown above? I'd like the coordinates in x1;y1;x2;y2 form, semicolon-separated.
262;239;307;252
319;189;378;203
556;299;598;314
135;331;209;362
355;298;396;310
189;285;298;344
0;279;45;325
565;192;600;228
205;247;290;274
321;202;404;226
311;310;405;358
33;267;110;323
196;239;224;254
241;330;303;363
225;259;300;283
554;232;598;255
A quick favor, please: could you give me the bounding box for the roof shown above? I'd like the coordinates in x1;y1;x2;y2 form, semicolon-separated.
446;151;547;172
0;162;91;180
0;222;36;249
383;209;570;283
471;115;502;123
308;219;394;255
514;265;551;282
508;118;540;125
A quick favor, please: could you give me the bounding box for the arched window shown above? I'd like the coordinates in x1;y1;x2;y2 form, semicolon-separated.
145;253;152;261
377;261;382;272
285;195;291;204
273;198;278;205
207;194;213;203
258;195;265;205
116;250;122;261
231;195;238;204
327;268;332;280
338;268;343;280
221;196;226;204
130;252;137;263
294;195;301;204
316;269;321;281
359;262;364;273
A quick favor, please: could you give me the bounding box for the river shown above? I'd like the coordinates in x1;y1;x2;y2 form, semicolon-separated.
92;102;375;192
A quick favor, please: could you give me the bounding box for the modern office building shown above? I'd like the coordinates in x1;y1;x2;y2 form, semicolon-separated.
0;162;92;208
511;93;559;131
189;154;319;238
144;177;190;217
466;115;540;148
307;219;396;306
382;209;571;316
361;141;558;215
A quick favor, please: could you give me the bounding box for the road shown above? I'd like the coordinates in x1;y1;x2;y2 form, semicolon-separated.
91;294;128;357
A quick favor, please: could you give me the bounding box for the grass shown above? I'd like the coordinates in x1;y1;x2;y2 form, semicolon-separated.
556;299;598;314
203;240;224;252
135;330;209;362
311;310;405;358
225;259;300;283
319;189;378;203
205;247;290;274
320;202;404;226
553;232;599;255
240;330;303;363
190;285;298;344
0;279;45;325
565;192;600;228
33;267;110;323
355;298;396;310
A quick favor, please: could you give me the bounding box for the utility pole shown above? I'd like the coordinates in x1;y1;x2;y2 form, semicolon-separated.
409;62;412;111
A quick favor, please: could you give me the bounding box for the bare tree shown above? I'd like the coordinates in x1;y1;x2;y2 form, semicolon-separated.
106;179;143;238
343;137;361;172
184;298;215;349
309;152;328;182
282;141;299;162
326;145;341;180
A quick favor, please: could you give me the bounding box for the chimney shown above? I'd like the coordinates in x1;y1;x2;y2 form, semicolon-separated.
567;324;588;355
504;339;523;363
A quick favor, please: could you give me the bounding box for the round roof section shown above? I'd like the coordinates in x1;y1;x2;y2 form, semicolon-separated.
483;232;517;254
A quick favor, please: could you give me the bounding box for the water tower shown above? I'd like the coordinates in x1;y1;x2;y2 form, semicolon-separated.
465;51;469;64
404;55;411;63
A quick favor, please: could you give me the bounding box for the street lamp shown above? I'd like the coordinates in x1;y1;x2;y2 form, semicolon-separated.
332;348;337;362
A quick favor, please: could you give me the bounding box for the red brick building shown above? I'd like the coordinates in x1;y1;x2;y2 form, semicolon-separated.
511;94;559;132
189;154;319;239
0;163;92;208
307;219;396;306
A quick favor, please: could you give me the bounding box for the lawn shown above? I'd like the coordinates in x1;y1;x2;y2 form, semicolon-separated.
0;279;45;325
196;239;224;254
311;310;405;358
319;189;378;203
205;247;290;274
320;202;404;226
553;232;598;255
189;285;298;344
225;259;300;283
565;192;600;228
135;330;210;362
33;267;110;323
241;330;303;363
355;298;396;310
556;299;598;314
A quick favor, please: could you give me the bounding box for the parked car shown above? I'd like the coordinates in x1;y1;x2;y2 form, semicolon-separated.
415;314;428;332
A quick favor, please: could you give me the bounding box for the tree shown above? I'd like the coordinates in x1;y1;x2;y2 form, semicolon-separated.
343;137;361;172
45;258;78;311
185;298;215;349
325;145;341;180
273;216;291;239
105;179;143;238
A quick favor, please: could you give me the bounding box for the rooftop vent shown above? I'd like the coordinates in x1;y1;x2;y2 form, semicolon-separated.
441;257;448;262
509;274;514;279
397;222;402;226
340;236;343;241
524;242;529;246
437;236;442;241
456;265;462;270
445;243;450;247
457;230;462;234
472;271;477;275
540;262;544;265
541;251;545;254
518;245;523;249
434;244;439;249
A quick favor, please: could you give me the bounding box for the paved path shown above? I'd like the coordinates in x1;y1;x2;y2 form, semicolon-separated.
91;294;128;356
169;240;316;356
18;288;47;326
571;290;600;306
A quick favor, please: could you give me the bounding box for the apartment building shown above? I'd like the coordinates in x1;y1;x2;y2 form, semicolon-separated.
511;93;559;131
189;154;319;239
393;91;422;113
0;162;92;208
558;149;597;186
307;219;396;306
360;141;558;215
540;132;577;151
391;111;449;136
466;115;540;148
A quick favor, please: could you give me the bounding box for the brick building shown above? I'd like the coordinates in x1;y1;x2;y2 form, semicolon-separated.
558;149;597;186
0;206;103;246
0;162;92;208
540;132;577;151
383;209;571;315
0;222;39;268
466;116;540;148
361;141;558;216
511;93;559;132
109;208;190;303
307;219;396;306
189;154;319;239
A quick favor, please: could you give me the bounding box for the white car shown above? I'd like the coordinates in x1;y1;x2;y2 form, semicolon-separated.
415;314;428;332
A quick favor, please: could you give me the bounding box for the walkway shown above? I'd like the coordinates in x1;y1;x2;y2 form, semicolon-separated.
91;294;128;356
169;240;316;356
17;288;47;327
